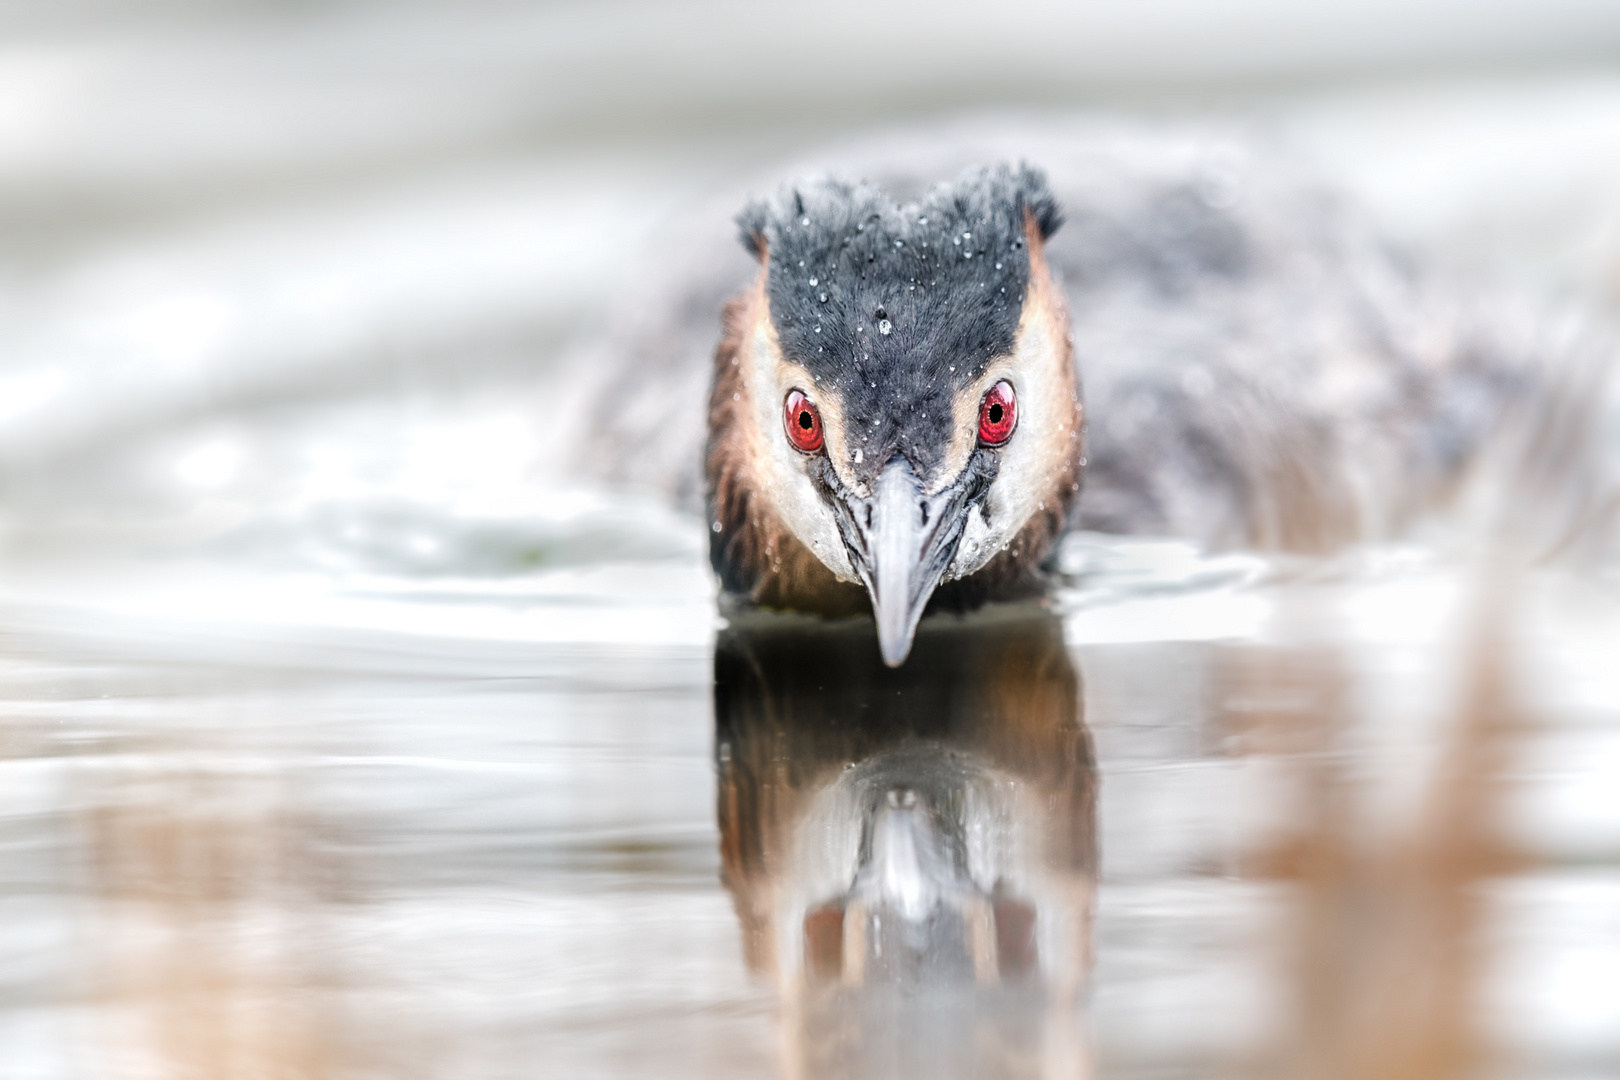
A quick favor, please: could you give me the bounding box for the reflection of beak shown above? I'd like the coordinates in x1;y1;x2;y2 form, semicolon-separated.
835;460;975;667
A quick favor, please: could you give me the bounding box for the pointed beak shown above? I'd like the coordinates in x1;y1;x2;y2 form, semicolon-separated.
836;460;973;667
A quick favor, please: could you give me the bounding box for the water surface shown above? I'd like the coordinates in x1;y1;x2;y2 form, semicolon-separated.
3;524;1618;1078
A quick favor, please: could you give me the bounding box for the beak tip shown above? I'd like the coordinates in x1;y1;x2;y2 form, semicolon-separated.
848;459;959;669
877;624;917;667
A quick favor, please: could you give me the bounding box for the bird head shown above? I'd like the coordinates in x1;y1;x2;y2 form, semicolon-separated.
707;164;1083;666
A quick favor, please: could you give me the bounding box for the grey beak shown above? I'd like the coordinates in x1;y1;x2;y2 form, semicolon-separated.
839;460;967;667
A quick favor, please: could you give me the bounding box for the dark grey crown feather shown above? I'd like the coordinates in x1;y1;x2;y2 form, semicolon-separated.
736;162;1061;261
730;163;1064;486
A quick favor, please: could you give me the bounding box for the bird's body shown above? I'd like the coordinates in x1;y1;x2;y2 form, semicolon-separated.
573;122;1613;662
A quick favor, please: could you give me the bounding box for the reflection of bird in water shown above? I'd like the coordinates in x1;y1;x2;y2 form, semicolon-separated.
714;605;1094;1079
579;125;1615;664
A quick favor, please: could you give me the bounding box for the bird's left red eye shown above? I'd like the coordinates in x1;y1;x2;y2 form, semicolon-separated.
783;389;824;453
978;380;1017;446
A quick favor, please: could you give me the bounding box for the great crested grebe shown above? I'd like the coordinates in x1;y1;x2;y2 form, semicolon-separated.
708;166;1078;666
577;129;1613;666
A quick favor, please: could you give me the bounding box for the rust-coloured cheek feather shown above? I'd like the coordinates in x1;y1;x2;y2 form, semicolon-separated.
705;280;870;615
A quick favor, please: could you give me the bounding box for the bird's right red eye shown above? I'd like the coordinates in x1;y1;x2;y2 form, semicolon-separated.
783;389;824;453
978;380;1017;446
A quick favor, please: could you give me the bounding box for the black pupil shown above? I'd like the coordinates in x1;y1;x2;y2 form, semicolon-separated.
798;410;813;430
988;402;1004;424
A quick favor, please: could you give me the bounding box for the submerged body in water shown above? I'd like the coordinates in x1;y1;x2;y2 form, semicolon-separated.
577;123;1617;661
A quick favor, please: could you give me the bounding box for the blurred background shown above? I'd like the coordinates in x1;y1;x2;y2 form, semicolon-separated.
4;0;1620;573
1;2;1619;1078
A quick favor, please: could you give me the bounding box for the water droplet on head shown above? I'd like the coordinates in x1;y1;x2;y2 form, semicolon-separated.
995;262;1002;270
712;520;723;533
801;216;810;226
877;319;892;335
814;325;821;333
819;292;827;302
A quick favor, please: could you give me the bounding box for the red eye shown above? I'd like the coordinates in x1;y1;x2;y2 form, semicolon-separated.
783;389;824;453
978;380;1017;446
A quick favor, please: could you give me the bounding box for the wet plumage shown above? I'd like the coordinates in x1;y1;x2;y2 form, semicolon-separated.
706;165;1082;662
573;123;1616;663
